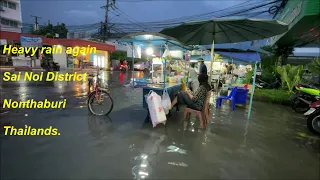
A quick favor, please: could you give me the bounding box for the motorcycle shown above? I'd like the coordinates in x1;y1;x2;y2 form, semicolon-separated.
291;84;320;113
304;100;320;135
120;64;128;72
255;76;281;89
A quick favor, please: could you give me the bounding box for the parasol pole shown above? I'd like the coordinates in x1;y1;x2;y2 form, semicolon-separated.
247;62;257;120
209;39;214;85
132;42;135;88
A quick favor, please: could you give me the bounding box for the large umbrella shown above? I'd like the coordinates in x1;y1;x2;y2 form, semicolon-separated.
160;18;288;45
160;18;288;120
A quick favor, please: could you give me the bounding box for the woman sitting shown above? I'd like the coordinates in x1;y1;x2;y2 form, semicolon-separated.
171;74;211;111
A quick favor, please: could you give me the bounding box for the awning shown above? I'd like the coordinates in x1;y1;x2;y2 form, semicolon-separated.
190;51;261;63
215;51;261;63
0;31;116;52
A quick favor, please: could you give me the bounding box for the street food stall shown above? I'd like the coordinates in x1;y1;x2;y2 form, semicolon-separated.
118;32;192;121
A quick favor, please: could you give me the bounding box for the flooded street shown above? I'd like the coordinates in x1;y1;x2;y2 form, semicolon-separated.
1;71;319;179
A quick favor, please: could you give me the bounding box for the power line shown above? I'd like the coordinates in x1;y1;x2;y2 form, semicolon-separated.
113;2;150;31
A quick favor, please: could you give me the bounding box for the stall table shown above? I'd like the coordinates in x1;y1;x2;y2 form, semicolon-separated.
143;83;181;121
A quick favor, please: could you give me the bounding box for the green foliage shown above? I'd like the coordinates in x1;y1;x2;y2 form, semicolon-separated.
254;89;292;105
110;51;127;60
260;55;277;73
261;45;294;58
261;45;294;66
245;70;253;84
30;23;68;38
276;64;303;93
307;58;320;75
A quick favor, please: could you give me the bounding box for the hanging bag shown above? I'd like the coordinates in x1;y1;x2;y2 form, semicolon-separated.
161;88;171;115
146;91;167;127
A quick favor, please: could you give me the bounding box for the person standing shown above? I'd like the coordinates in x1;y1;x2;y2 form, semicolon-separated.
198;58;207;75
188;63;199;92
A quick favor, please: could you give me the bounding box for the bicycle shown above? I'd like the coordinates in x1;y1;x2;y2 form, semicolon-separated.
87;68;114;115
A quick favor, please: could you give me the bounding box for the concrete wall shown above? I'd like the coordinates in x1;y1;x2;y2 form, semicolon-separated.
52;46;67;69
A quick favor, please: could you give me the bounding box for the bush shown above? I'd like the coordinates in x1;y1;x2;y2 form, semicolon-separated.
253;89;292;105
276;64;303;93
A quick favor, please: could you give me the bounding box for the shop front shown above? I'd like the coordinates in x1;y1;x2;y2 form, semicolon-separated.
0;31;116;70
269;0;320;47
51;40;114;70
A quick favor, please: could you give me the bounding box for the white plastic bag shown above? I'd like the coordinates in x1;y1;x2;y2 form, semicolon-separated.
161;88;171;115
146;90;167;127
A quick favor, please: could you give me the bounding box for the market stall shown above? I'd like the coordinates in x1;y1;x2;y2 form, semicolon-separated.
118;32;191;121
160;18;288;120
214;51;261;118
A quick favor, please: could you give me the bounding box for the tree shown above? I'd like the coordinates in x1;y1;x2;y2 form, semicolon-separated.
261;45;294;66
30;23;68;38
110;50;127;60
307;58;320;76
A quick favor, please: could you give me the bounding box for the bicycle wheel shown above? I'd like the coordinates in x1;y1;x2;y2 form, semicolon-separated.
88;90;113;115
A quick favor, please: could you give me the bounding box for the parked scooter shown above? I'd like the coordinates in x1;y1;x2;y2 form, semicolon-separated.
304;100;320;135
291;84;320;113
255;76;281;89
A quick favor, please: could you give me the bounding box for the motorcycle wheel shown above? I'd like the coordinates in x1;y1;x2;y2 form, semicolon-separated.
292;98;309;113
307;114;320;135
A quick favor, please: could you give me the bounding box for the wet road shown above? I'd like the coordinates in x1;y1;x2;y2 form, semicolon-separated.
1;71;319;179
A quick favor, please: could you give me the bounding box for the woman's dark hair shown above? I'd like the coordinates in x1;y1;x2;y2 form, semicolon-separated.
198;74;211;90
190;62;195;68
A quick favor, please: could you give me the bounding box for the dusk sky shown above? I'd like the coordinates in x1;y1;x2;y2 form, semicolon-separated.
21;0;249;25
20;0;319;54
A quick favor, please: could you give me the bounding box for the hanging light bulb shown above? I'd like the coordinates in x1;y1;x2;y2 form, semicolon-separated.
146;48;153;55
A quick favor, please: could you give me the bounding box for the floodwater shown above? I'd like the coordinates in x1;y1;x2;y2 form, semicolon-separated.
0;70;319;179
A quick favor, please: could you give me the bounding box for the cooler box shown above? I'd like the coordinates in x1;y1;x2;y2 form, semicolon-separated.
134;78;147;85
234;87;249;105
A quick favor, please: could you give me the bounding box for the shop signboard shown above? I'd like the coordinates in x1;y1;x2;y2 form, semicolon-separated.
20;36;43;47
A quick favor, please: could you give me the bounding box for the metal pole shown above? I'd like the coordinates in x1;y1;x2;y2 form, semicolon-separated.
131;42;135;88
247;62;257;120
184;51;187;83
209;39;215;85
161;45;166;89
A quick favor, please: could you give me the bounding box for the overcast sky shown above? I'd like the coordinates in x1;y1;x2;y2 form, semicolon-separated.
21;0;248;25
20;0;319;53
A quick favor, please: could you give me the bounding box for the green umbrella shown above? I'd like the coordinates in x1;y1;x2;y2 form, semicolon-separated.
160;18;288;120
160;18;288;45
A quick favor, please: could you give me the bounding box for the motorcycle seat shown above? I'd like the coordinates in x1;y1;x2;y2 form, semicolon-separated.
301;84;319;90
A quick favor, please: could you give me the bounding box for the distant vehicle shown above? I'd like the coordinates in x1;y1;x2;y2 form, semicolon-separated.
134;61;150;71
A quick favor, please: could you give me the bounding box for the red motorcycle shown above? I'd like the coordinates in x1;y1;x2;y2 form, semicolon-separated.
120;60;129;72
304;100;320;135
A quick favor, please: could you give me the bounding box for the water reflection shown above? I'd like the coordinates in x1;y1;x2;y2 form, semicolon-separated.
241;119;250;148
87;115;113;139
131;154;151;179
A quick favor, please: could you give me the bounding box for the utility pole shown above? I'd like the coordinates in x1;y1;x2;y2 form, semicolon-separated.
101;0;116;42
30;15;42;31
